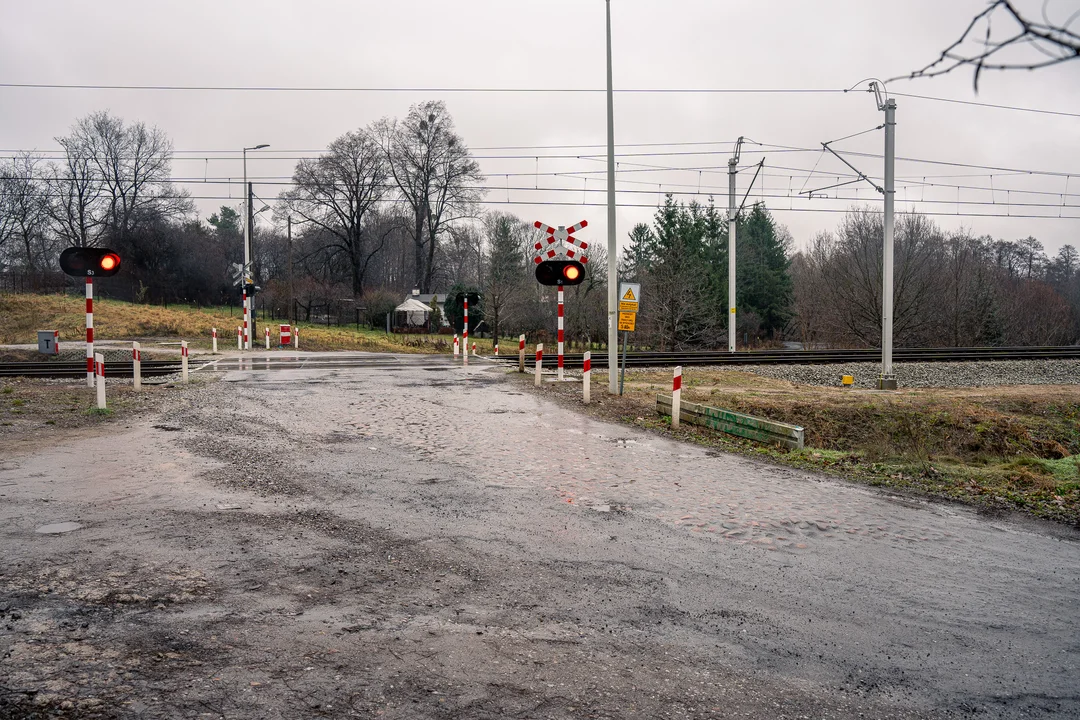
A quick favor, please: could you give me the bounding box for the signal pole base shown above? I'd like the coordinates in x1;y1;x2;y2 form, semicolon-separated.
877;376;898;391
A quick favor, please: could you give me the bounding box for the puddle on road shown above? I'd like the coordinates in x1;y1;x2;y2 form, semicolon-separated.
35;522;83;534
260;365;971;555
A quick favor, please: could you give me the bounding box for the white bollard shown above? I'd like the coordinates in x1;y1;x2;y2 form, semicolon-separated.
534;343;543;387
181;341;189;383
212;327;218;354
472;342;476;356
265;326;270;350
237;326;242;350
453;334;459;357
583;351;591;404
132;341;142;390
672;365;682;428
294;327;299;349
518;334;525;373
95;352;106;409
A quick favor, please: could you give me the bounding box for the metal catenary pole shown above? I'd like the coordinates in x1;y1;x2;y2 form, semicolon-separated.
246;180;255;349
605;0;618;394
880;98;897;389
727;137;743;353
619;330;628;395
463;296;469;366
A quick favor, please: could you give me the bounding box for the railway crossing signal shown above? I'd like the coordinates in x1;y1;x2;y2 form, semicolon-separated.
535;259;585;286
59;247;122;277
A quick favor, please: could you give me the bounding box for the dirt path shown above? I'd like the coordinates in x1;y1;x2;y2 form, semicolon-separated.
2;359;1077;719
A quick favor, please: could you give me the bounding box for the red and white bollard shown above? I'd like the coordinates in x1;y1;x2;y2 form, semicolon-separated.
672;365;683;428
518;334;525;373
237;326;243;350
557;286;565;381
49;330;59;356
265;326;271;350
181;341;189;383
293;327;299;349
534;343;544;387
583;351;591;404
463;297;469;366
212;327;218;354
453;334;459;357
242;288;249;350
279;324;292;348
132;341;142;390
86;277;94;387
94;352;106;409
494;342;499;356
472;342;476;356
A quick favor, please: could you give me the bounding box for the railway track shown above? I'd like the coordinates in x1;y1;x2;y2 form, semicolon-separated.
1;346;1077;378
0;360;183;379
492;345;1080;369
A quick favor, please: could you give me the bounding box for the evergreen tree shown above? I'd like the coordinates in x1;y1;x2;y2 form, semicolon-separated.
736;202;793;337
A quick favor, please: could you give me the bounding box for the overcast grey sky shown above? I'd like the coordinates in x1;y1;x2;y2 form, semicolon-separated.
2;0;1078;256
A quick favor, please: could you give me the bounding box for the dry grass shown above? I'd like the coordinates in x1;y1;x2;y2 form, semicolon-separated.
0;293;505;355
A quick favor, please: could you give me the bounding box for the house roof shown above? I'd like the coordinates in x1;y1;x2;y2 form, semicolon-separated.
395;298;434;313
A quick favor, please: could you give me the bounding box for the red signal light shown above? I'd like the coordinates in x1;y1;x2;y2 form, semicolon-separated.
563;264;581;282
99;253;120;272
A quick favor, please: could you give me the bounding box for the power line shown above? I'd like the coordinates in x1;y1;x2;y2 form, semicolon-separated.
4;82;1077;118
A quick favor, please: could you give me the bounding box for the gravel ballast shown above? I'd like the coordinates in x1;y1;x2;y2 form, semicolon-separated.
731;359;1080;388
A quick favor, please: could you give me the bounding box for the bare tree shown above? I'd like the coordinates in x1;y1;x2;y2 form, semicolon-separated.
45;135;108;248
895;0;1080;90
0;154;51;271
278;126;389;297
380;101;483;293
67;111;191;250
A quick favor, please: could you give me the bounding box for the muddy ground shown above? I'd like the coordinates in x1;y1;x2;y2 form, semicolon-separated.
2;358;1078;719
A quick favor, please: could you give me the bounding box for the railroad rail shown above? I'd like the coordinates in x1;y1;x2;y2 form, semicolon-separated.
493;346;1080;369
0;360;183;379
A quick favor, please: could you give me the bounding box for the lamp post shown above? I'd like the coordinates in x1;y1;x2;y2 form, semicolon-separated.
242;144;269;349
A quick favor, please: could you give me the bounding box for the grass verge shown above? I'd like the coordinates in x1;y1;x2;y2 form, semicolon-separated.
514;366;1080;526
0;293;516;355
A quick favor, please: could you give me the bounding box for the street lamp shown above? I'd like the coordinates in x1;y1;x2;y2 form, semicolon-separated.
242;144;269;349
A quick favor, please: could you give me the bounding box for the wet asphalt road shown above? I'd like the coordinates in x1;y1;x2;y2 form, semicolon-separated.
217;355;1080;717
3;353;1079;718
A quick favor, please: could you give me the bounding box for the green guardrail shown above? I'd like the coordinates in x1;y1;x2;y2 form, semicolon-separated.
657;393;805;450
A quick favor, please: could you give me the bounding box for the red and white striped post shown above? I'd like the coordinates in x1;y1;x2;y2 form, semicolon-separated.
557;286;565;381
237;326;242;350
453;334;459;357
132;341;142;390
51;330;59;355
211;327;218;354
494;341;499;356
242;288;249;350
518;334;525;373
462;297;469;366
583;350;591;404
264;326;270;350
534;343;544;387
294;327;299;349
472;342;476;356
181;341;189;383
85;277;94;387
672;366;683;428
94;352;106;409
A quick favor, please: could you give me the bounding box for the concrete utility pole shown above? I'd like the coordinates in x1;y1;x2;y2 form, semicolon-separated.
287;215;295;325
727;137;744;353
871;82;897;390
605;0;618;394
242;144;269;350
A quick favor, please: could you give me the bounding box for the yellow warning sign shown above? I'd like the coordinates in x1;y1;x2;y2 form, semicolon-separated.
618;312;636;332
618;301;639;313
622;287;637;301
